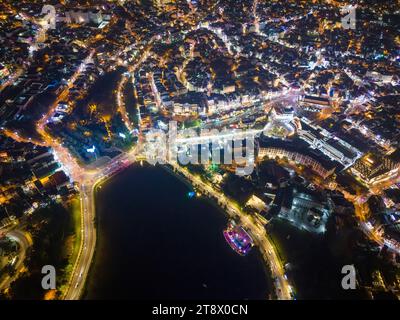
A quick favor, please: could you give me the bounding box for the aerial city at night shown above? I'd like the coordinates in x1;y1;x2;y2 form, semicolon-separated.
0;0;400;306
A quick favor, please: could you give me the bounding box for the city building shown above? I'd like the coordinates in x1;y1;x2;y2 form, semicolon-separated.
279;189;331;234
258;147;336;180
298;95;330;112
298;118;362;168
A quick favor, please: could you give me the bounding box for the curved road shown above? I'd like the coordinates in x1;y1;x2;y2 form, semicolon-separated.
169;164;293;300
63;143;142;299
0;230;32;292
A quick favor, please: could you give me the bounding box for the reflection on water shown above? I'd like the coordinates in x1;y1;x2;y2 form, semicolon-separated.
85;165;270;299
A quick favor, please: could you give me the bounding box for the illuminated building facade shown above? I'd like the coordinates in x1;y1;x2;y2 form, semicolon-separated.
351;150;400;184
152;0;173;8
298;118;362;168
258;147;336;180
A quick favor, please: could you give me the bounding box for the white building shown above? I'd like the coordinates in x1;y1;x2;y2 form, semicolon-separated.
298;118;362;168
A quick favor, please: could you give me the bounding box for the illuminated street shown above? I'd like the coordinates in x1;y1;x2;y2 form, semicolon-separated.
1;0;400;305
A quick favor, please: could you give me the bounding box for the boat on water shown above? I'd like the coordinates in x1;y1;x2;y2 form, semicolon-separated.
223;221;254;256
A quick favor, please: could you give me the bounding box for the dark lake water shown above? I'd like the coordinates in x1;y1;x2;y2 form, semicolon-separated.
85;165;271;299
